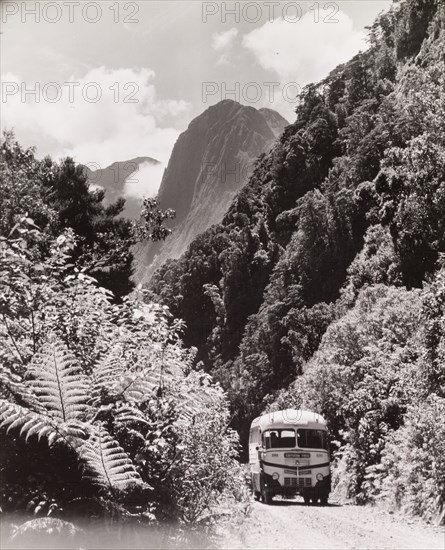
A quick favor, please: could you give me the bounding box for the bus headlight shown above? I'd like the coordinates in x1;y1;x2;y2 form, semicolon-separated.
316;473;324;481
272;472;280;481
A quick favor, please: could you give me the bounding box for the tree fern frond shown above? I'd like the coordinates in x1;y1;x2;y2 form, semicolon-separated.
119;354;185;402
80;427;141;492
113;404;149;426
93;352;161;403
116;372;159;402
28;340;89;421
0;400;86;445
91;345;125;404
0;368;47;414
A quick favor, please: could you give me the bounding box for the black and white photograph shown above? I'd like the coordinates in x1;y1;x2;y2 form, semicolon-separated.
0;0;444;548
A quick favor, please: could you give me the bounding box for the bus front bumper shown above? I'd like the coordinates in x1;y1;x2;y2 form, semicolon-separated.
262;472;331;497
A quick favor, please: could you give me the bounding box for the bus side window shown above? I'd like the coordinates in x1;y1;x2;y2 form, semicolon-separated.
249;427;260;445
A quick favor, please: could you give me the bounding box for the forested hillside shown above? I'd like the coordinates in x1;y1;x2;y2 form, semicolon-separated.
149;0;445;522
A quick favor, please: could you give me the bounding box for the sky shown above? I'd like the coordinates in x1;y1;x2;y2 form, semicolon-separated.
1;0;393;196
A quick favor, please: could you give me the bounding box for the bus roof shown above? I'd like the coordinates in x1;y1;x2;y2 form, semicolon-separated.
250;409;327;429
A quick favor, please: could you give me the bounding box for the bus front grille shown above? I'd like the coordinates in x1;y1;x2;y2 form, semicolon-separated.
284;477;312;488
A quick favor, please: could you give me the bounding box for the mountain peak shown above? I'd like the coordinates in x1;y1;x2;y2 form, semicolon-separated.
258;108;290;137
84;156;160;219
135;103;288;282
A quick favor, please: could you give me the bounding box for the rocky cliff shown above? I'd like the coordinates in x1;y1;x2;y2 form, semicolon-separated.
135;100;288;282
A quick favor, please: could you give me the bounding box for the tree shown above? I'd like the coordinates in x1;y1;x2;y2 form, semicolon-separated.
1;133;180;301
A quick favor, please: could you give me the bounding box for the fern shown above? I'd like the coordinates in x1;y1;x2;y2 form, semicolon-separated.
0;366;46;414
1;334;224;500
1;341;142;492
91;345;125;404
28;340;89;421
0;339;89;445
80;426;142;491
122;350;190;403
92;345;165;404
113;403;149;426
0;401;85;445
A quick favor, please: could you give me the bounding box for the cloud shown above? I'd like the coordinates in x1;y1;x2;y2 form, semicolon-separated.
1;67;191;167
242;11;366;85
211;28;239;65
211;28;239;51
216;54;231;66
124;160;165;199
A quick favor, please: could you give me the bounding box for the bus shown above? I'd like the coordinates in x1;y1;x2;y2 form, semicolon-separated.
249;409;330;505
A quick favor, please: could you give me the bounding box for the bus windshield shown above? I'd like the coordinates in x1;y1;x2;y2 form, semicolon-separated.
263;429;296;449
297;429;328;450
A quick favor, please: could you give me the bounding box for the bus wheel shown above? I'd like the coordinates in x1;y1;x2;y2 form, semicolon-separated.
303;496;311;505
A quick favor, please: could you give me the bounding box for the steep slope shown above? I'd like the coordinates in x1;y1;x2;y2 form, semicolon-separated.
84;156;160;219
148;0;444;492
134;100;288;282
258;107;290;138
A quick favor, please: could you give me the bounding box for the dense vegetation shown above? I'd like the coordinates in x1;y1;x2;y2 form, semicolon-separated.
148;0;445;523
1;0;444;534
0;136;244;534
0;135;136;300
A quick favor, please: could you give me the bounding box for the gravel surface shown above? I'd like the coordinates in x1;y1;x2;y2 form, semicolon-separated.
221;497;445;550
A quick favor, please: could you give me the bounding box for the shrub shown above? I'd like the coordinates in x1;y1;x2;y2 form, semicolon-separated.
0;219;244;525
377;396;445;523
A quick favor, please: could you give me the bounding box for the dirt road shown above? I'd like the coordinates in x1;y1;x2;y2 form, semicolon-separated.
222;497;444;550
